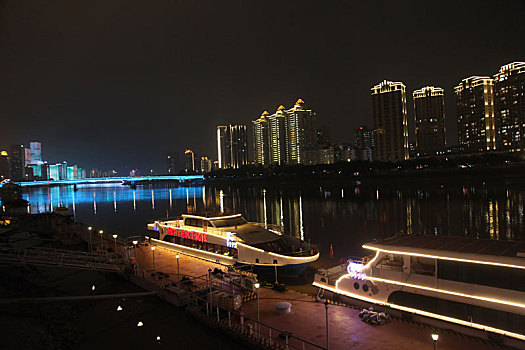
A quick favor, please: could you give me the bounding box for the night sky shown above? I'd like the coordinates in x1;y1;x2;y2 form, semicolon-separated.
1;0;524;173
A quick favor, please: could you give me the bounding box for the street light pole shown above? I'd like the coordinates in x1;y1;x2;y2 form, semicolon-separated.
431;333;439;350
88;227;92;252
132;240;139;275
151;246;156;271
99;230;104;250
325;301;329;350
176;254;180;278
254;283;260;339
112;234;118;254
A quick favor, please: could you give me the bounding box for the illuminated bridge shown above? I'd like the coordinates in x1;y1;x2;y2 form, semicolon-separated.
1;175;204;188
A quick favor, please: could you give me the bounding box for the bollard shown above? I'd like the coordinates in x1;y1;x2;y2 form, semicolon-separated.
216;306;220;323
228;311;231;328
285;334;289;350
269;328;272;347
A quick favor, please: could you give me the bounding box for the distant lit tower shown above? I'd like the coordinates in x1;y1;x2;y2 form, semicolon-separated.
0;151;10;180
284;99;318;165
371;80;409;162
29;141;42;163
184;149;195;173
228;124;248;168
455;76;496;153
354;125;375;160
9;145;26;181
413;86;446;156
216;126;229;169
200;156;212;173
253;111;270;166
167;152;181;174
268;105;288;165
494;62;525;152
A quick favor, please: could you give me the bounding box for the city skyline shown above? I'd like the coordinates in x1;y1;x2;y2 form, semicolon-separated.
0;1;524;172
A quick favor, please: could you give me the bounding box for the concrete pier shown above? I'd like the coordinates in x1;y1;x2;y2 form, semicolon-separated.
131;242;500;350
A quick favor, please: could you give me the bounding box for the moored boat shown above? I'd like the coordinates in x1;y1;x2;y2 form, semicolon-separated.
147;213;319;277
314;235;525;345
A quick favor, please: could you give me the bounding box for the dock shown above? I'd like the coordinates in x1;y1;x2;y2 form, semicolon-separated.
128;240;500;350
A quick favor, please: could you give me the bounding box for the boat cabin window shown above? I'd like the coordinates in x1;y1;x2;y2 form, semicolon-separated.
437;260;525;292
210;216;247;228
410;256;435;276
184;218;203;228
375;254;404;272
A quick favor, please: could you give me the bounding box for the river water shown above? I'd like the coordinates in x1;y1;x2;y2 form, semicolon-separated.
18;180;525;264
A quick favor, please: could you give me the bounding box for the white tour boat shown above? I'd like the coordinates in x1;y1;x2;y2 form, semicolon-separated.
314;235;525;344
147;213;319;277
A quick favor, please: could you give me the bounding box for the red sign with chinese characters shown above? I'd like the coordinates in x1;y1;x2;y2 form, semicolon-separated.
166;227;208;243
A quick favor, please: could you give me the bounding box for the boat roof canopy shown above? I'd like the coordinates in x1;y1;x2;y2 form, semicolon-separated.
181;213;243;221
364;235;525;268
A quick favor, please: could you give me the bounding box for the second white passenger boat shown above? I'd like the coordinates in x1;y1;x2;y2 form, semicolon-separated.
314;235;525;345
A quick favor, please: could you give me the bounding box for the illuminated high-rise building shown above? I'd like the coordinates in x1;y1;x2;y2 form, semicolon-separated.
9;145;25;181
167;152;181;174
216;124;248;169
494;62;525;152
354;125;375;160
216;126;229;169
284;99;318;164
253;111;270;166
254;99;318;166
29;142;42;163
413;86;446;156
228;124;248;169
200;156;212;173
184;149;195;173
268;105;288;165
0;151;9;180
371;81;409;162
455;76;496;153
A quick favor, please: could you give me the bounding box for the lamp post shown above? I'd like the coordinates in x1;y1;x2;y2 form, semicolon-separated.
112;234;118;254
254;283;260;339
151;246;156;271
88;227;92;252
133;240;139;274
325;300;329;350
176;254;180;278
431;333;438;350
99;230;104;250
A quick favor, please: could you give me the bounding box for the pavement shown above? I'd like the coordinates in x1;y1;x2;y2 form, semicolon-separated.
131;242;500;350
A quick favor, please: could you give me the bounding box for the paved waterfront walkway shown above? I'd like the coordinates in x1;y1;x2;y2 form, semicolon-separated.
134;243;498;350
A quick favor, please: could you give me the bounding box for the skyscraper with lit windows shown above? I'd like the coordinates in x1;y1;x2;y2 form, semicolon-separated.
216;124;248;169
455;76;496;153
253;111;270;166
371;80;409;162
413;86;446;156
253;99;318;166
184;149;195;173
493;62;525;152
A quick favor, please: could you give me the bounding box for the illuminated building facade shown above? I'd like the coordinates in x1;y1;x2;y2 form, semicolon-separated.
254;99;318;166
455;76;496;153
228;124;248;169
268;105;288;165
216;126;229;169
216;124;248;169
0;151;9;180
494;62;525;152
253;111;270;166
200;156;212;173
334;143;356;162
184;149;195;173
9;144;25;181
29;142;42;163
167;152;181;175
354;125;374;161
371;81;409;162
413;86;446;156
